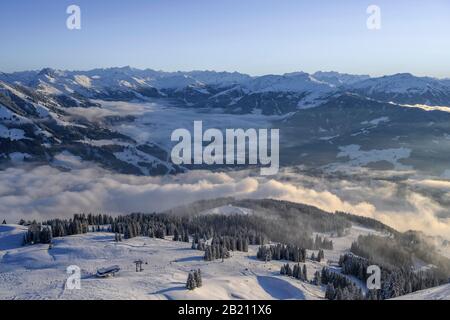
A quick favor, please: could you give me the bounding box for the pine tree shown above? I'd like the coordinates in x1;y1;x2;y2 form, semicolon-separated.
173;228;179;241
293;264;300;279
183;231;189;243
313;271;322;286
243;238;249;252
302;264;308;282
2;219;6;224
342;287;350;300
366;289;379;300
318;249;325;262
286;264;292;277
280;265;286;275
204;246;212;261
186;272;197;290
335;288;344;300
194;269;203;288
325;283;336;300
124;225;131;239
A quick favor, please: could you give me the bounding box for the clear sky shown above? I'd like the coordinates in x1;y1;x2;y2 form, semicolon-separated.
1;0;450;77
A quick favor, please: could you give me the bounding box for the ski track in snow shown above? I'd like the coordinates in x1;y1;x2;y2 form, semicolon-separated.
1;223;432;300
0;224;326;300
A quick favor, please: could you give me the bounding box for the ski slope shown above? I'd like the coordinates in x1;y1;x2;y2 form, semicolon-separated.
1;223;443;300
0;224;324;300
393;284;450;300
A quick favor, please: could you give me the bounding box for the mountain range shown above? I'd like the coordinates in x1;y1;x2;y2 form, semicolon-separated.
3;68;450;112
2;67;450;176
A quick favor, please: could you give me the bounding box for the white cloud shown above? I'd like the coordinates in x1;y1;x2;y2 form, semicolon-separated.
1;164;449;239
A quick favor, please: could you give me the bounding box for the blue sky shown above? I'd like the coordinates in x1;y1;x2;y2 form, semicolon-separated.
1;0;450;77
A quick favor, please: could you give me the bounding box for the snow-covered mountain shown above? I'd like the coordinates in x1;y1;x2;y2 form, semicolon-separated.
0;200;393;300
0;80;182;175
1;197;448;301
3;67;450;176
3;68;450;114
347;73;450;106
281;92;450;176
394;283;450;300
312;71;371;86
0;223;323;300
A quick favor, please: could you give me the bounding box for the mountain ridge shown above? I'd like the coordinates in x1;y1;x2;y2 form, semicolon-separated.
3;68;450;176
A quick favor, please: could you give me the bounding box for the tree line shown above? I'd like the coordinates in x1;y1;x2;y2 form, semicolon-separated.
339;253;446;300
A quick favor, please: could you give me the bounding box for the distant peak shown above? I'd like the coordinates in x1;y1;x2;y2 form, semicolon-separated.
37;67;64;77
390;73;415;78
283;71;309;77
38;67;55;76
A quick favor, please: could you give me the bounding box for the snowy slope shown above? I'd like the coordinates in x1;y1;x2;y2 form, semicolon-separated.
1;222;446;300
199;205;254;216
4;68;450;108
312;71;370;86
393;284;450;300
0;224;28;251
0;222;396;300
316;225;390;264
348;73;450;105
0;225;324;300
350;73;446;94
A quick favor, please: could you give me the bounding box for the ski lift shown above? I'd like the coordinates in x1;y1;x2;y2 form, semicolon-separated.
134;260;144;272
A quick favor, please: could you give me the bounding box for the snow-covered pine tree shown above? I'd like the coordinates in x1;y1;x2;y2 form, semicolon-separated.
325;283;336;300
335;287;344;300
293;264;300;279
243;238;249;252
318;249;325;262
194;269;202;288
302;264;308;282
280;265;286;275
204;246;212;261
313;270;321;286
286;264;293;277
366;289;379;300
183;230;189;243
173;228;179;241
186;272;197;290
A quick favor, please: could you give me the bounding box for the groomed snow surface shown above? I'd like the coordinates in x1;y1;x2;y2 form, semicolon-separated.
0;224;323;300
1;224;447;300
394;283;450;300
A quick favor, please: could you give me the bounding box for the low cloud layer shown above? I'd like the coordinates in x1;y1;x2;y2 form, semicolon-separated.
1;163;449;239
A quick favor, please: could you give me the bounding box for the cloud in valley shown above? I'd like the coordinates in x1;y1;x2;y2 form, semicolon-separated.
0;164;450;239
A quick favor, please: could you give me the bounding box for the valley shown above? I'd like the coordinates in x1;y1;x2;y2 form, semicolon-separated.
2;68;450;301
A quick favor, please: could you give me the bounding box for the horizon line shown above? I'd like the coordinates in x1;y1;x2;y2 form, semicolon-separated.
2;66;449;80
